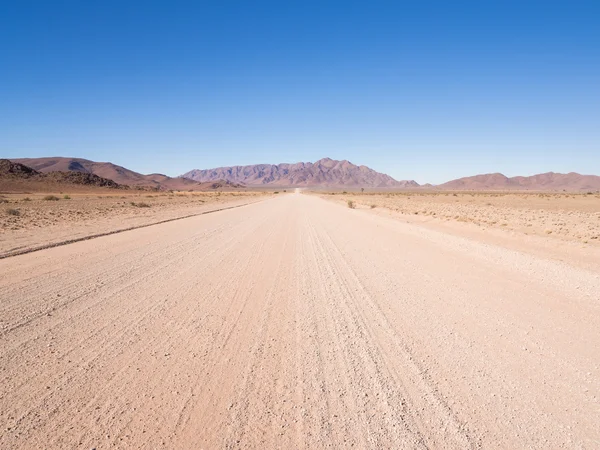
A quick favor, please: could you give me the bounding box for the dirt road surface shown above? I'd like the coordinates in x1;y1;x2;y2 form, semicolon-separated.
1;193;599;449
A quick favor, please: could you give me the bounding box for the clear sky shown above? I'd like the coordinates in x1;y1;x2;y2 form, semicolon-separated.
1;1;599;184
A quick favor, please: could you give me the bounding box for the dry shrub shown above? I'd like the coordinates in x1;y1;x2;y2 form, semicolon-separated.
130;202;151;208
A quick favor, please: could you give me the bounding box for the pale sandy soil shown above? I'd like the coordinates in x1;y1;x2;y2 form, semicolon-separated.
0;191;269;258
319;191;600;243
1;193;599;449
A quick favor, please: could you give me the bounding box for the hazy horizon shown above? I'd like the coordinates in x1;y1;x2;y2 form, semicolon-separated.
2;1;599;184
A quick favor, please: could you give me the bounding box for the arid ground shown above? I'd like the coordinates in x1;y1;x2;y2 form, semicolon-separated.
0;191;268;258
1;191;599;448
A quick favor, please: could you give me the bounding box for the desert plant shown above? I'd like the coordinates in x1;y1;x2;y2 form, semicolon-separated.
63;194;71;199
43;195;60;201
130;201;151;207
22;197;31;202
6;208;20;216
370;204;377;209
347;200;355;209
274;191;279;194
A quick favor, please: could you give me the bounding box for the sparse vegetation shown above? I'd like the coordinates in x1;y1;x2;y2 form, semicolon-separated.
370;204;377;209
43;195;60;201
63;195;71;199
130;201;151;208
6;208;20;216
23;197;31;202
347;200;355;209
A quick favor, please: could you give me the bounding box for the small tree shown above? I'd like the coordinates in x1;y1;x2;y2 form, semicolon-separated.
361;187;364;193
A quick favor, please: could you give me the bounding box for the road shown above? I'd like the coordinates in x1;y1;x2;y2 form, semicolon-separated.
1;193;599;449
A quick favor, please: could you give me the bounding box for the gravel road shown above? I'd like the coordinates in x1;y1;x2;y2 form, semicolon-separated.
1;193;599;449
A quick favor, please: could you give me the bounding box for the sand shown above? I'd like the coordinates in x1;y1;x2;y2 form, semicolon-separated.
0;191;269;258
1;192;599;448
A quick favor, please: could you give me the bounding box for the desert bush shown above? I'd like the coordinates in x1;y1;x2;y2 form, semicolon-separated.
63;195;71;199
274;191;279;194
130;201;151;208
43;195;60;201
347;200;355;209
370;204;377;209
6;208;20;216
22;197;31;202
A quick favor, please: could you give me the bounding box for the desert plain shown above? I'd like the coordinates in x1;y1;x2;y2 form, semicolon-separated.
1;188;599;448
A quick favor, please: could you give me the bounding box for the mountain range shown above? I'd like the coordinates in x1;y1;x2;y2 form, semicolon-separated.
181;158;418;188
438;172;600;191
11;157;201;190
4;156;600;191
1;159;124;191
10;157;244;191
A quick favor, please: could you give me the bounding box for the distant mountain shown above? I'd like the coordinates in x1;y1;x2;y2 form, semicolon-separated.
439;172;600;191
1;159;123;191
11;157;210;191
182;158;418;188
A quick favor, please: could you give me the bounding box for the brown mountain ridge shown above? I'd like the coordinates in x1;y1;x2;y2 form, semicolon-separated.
6;157;600;191
10;157;241;191
0;159;124;192
438;172;600;191
182;157;418;188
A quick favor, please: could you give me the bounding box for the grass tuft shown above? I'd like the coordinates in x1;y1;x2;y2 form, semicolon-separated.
43;195;60;201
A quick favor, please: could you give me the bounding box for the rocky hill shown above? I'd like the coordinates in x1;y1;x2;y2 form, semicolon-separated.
1;159;124;191
439;172;600;191
182;158;417;188
11;157;209;191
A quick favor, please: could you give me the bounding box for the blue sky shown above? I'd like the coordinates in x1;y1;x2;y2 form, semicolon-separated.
1;1;599;184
